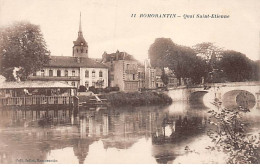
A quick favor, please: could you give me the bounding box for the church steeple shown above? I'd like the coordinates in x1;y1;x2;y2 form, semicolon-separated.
73;12;88;57
78;12;83;37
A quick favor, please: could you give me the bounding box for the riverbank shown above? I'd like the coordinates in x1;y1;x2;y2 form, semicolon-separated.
98;91;172;106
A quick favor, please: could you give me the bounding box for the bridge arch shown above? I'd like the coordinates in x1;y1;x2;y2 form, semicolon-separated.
222;90;256;109
189;91;208;106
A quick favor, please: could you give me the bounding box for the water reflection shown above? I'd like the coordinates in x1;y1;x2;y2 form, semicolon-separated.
0;101;259;164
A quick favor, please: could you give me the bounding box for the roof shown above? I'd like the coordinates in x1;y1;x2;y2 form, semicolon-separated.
0;81;76;89
101;51;137;63
45;56;108;68
73;35;87;46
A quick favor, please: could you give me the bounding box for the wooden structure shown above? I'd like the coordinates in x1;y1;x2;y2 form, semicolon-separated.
0;81;78;107
81;94;110;109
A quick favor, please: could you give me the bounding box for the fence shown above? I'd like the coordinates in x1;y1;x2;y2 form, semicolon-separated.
0;96;75;107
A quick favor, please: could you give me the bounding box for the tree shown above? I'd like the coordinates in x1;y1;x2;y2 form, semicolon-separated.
219;51;255;82
0;21;50;81
148;38;208;85
193;42;223;62
78;85;87;92
207;107;259;164
148;38;175;68
161;68;169;85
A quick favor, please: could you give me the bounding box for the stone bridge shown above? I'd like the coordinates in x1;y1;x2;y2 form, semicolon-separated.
168;81;260;109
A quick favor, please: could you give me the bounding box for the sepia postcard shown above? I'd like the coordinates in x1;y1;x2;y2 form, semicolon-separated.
0;0;259;164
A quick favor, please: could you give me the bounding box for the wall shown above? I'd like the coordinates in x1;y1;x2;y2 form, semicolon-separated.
79;67;108;88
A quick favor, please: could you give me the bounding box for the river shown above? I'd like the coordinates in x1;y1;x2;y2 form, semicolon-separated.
0;92;259;164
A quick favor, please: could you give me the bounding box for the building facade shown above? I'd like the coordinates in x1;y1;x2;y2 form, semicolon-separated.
29;14;108;89
101;51;139;92
144;59;156;89
155;67;165;88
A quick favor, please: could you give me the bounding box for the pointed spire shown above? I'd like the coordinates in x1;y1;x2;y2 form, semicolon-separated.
78;12;82;37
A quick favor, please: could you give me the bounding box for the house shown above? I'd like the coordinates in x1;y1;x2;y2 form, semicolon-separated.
155;67;164;88
101;50;139;92
137;63;145;90
144;59;156;89
28;14;108;89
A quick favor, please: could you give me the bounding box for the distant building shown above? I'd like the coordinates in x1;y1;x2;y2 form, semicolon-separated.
155;67;164;88
144;59;156;89
29;14;108;89
101;50;138;92
137;63;145;90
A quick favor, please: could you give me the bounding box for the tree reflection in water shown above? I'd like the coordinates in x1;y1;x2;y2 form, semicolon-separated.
0;102;258;164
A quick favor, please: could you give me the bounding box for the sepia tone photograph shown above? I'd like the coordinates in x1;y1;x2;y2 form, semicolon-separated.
0;0;259;164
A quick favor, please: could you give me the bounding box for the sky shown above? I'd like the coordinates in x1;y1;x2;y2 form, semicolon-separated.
0;0;260;61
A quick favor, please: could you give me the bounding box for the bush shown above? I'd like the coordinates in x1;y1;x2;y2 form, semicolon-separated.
78;85;87;92
207;107;259;164
99;91;172;106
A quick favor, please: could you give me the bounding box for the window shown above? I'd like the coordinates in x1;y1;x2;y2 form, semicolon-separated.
72;70;75;76
133;74;135;80
81;49;83;53
76;49;78;53
71;82;75;86
65;70;68;77
85;70;89;78
41;70;45;76
126;64;130;70
86;50;87;53
49;70;53;77
99;71;103;77
92;70;95;77
138;72;141;79
85;81;89;88
92;82;95;87
57;70;61;77
33;72;36;76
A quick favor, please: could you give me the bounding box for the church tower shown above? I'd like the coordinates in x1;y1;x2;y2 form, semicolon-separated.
73;13;88;57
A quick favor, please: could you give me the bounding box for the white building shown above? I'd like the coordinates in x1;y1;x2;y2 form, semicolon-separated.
29;14;108;89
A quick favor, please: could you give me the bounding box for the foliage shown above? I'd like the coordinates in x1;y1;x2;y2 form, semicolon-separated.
161;68;169;85
78;85;87;92
148;38;175;68
0;21;50;81
193;42;223;63
218;51;256;82
149;38;208;85
207;107;260;164
99;91;172;106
